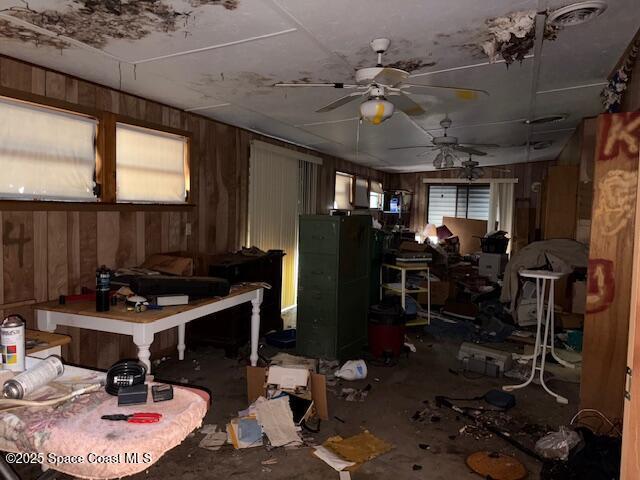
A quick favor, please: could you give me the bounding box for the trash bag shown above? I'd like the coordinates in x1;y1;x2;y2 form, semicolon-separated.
540;427;621;480
535;426;582;461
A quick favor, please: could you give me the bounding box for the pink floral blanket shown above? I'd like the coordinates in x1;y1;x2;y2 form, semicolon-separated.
0;384;208;479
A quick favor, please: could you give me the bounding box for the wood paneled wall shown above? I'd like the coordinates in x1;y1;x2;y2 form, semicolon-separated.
386;161;553;252
0;55;385;369
581;112;640;425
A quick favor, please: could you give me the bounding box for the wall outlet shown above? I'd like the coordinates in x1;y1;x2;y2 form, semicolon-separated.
185;223;192;236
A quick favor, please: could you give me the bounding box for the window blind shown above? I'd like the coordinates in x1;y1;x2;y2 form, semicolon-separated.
0;97;97;201
116;123;187;203
334;172;353;210
354;177;369;207
428;184;490;226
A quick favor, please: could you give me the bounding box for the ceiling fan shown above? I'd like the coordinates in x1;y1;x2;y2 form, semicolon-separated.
437;155;511;181
390;117;499;168
274;38;488;125
458;157;485;181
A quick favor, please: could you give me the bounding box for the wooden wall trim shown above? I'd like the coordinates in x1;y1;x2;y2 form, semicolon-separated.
0;200;196;212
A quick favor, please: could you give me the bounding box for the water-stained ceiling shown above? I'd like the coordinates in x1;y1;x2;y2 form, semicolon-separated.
0;0;637;171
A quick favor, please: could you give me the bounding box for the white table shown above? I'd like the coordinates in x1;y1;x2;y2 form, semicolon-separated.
36;285;263;371
380;263;431;326
503;270;575;404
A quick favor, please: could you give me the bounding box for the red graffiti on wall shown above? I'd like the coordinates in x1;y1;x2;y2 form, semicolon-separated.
586;259;615;314
598;113;640;161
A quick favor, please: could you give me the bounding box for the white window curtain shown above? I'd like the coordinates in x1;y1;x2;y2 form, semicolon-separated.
0;97;96;201
488;182;515;249
248;140;320;309
116;123;187;203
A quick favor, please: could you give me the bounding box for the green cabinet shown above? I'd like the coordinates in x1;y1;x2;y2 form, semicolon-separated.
297;215;371;360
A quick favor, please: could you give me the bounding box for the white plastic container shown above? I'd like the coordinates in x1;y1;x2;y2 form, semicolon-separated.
334;360;367;381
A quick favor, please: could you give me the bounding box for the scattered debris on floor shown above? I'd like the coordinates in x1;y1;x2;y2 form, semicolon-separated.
466;451;527;480
254;396;302;447
335;360;368;380
198;425;227;451
324;431;393;464
340;384;371;402
535;427;582;461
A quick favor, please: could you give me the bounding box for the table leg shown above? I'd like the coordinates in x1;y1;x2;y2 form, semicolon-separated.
401;269;406;310
504;278;545;393
133;326;154;372
538;282;569;404
177;323;186;361
250;289;263;367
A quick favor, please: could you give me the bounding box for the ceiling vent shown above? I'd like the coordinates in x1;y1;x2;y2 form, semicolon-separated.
548;1;607;27
524;114;568;125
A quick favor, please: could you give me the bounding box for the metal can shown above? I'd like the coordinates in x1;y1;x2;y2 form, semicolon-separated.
3;356;64;399
1;315;25;372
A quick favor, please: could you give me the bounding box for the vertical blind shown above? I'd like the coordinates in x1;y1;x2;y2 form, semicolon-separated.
0;97;97;201
428;184;490;226
248;140;320;309
116;123;187;203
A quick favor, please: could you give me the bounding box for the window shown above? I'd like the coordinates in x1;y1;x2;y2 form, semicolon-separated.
0;97;97;201
333;172;353;210
369;181;383;209
427;184;490;226
116;123;188;203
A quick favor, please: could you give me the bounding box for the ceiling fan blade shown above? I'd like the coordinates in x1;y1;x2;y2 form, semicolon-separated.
459;142;500;148
387;92;425;116
316;92;366;113
274;82;359;89
388;145;435;151
453;145;487;156
402;83;489;100
373;68;410;87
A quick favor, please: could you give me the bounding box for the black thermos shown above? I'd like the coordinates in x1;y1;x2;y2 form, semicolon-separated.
96;265;111;312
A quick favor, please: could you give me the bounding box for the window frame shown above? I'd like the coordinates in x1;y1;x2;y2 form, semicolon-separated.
0;86;194;211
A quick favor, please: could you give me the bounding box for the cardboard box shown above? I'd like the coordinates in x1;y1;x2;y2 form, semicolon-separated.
418;280;450;306
572;281;586;315
478;253;508;281
246;366;329;420
399;241;429;252
557;312;584;330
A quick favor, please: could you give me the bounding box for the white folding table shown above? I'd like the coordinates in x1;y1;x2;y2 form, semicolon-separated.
36;285;263;371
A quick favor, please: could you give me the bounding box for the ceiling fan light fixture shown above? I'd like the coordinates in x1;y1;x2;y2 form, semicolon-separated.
434;152;444;169
444;151;456;168
360;98;394;125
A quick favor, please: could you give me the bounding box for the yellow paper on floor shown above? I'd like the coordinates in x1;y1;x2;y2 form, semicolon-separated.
323;431;393;464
